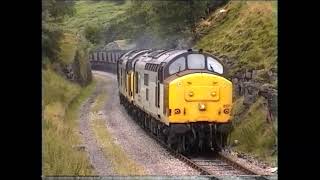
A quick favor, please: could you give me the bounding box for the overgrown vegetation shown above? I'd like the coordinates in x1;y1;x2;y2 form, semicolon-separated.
230;97;277;165
104;0;228;48
43;69;95;175
62;0;131;49
43;0;94;175
63;0;228;49
195;1;277;77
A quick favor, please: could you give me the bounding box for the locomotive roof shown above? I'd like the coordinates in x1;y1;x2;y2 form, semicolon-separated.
122;49;189;65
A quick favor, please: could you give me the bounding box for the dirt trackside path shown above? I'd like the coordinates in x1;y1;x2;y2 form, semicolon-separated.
79;71;200;176
78;74;113;176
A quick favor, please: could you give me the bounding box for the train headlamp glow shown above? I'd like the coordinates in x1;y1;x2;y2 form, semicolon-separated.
198;103;206;111
211;92;216;96
189;91;194;97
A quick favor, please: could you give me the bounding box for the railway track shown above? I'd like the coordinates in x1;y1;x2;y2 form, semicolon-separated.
127;109;272;179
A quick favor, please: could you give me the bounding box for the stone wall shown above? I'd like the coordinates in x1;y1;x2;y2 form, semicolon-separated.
232;69;277;121
61;59;92;86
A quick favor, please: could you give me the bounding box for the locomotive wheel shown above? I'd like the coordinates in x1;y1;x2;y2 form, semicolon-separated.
167;133;178;151
177;135;188;154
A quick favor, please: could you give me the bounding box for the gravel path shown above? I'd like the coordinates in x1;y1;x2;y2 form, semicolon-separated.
79;71;200;175
79;78;113;176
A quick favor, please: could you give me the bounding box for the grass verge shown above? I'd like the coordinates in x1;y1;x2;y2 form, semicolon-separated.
230;97;277;166
43;69;96;175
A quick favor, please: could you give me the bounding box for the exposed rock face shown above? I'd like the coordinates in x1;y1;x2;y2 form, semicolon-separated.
259;84;278;119
63;64;76;81
232;69;277;120
61;57;92;86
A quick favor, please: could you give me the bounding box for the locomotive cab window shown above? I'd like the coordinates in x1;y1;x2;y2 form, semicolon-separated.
207;56;223;74
144;73;149;86
169;57;186;74
135;72;139;93
187;54;205;69
146;88;149;101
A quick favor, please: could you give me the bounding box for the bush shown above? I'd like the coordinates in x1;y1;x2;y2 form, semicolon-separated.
84;24;102;44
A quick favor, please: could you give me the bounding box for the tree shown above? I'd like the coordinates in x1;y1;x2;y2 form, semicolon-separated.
128;0;220;47
42;0;75;65
84;24;102;44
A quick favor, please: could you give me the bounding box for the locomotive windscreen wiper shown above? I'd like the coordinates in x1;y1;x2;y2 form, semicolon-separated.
176;66;182;76
209;65;215;72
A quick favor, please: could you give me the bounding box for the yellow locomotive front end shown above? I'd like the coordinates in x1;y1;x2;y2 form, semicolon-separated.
168;73;232;124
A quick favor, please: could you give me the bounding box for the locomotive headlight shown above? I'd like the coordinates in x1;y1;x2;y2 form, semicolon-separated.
199;103;206;111
211;92;216;96
189;91;194;97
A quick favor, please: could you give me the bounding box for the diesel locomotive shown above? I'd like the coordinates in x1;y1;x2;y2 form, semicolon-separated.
117;49;232;154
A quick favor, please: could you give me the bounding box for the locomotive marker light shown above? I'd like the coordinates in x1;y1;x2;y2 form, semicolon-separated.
189;91;194;97
199;103;206;111
174;108;181;114
224;108;230;114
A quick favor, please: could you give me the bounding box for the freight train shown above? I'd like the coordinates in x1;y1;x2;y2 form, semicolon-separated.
117;49;232;154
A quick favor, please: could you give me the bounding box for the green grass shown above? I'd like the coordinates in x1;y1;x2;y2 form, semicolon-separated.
42;68;81;106
43;68;96;175
91;90;107;113
63;0;131;34
195;1;277;77
59;33;78;65
230;97;277;166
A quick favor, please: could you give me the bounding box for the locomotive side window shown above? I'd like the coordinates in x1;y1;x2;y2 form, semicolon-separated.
144;74;149;86
146;88;149;101
169;57;186;74
111;53;114;62
207;57;223;74
94;53;97;61
135;72;139;93
138;73;142;92
120;68;122;86
187;54;205;69
107;53;111;62
158;62;166;83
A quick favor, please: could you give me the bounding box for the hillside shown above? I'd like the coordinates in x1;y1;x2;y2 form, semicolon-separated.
195;1;277;79
195;1;277;165
63;0;130;33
